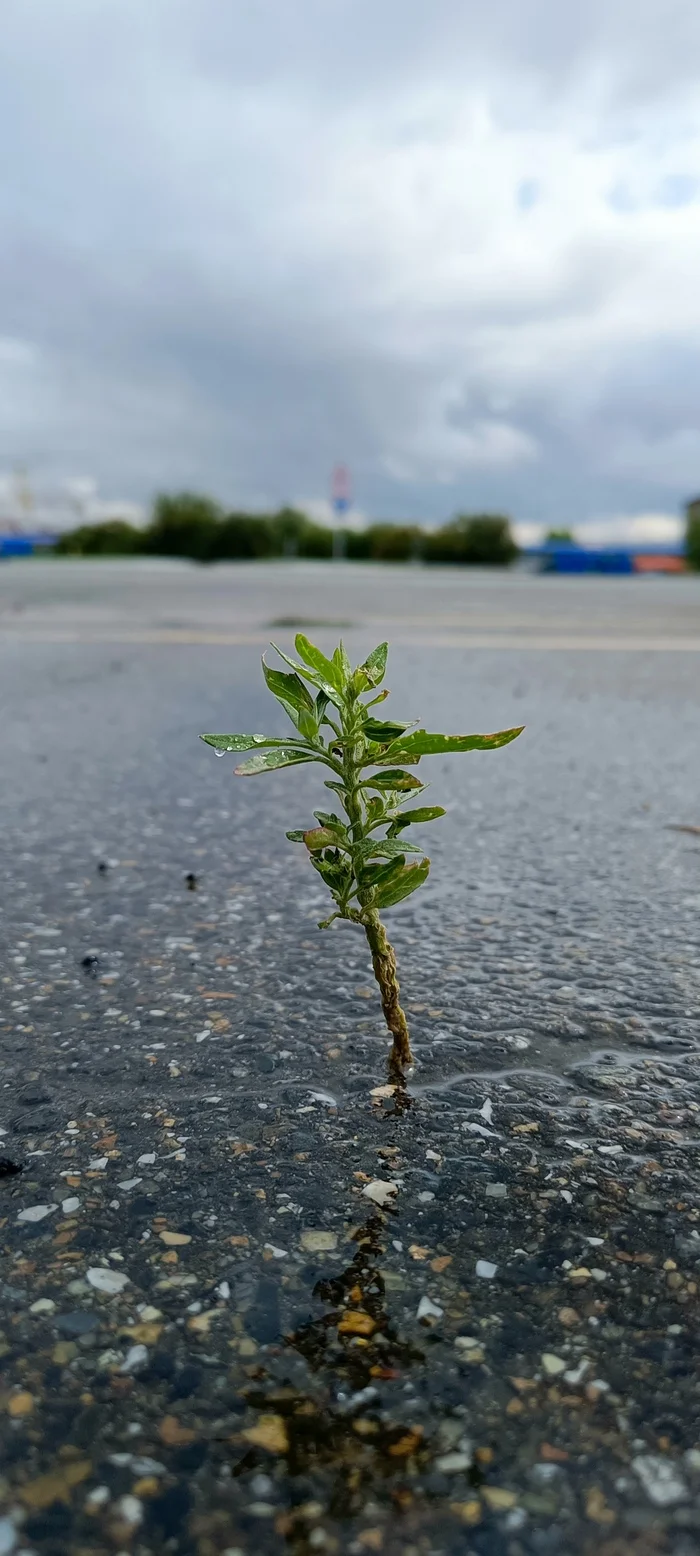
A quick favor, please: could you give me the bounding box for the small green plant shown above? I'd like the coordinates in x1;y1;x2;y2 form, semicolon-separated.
201;638;523;1071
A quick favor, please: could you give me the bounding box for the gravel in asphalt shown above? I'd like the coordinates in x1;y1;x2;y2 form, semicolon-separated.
1;561;699;1556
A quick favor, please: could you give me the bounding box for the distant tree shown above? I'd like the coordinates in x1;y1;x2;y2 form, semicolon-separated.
686;497;700;570
424;513;518;566
144;493;224;561
54;520;143;555
366;524;423;562
545;528;575;544
209;512;276;560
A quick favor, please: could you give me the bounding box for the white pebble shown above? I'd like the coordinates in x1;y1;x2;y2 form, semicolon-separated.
17;1204;57;1223
416;1295;443;1321
87;1267;130;1295
61;1197;80;1214
475;1259;497;1280
633;1455;688;1507
120;1344;148;1374
29;1298;56;1315
541;1353;567;1377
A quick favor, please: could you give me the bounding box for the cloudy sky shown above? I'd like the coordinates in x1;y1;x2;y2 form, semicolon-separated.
1;0;700;534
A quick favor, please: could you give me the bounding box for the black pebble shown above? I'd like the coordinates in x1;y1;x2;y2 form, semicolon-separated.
55;1311;101;1337
97;860;109;874
171;1363;202;1399
185;871;198;890
81;953;99;974
0;1158;22;1177
147;1483;192;1538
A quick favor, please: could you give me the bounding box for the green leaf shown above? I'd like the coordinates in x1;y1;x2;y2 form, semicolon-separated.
295;634;345;692
389;805;446;829
271;641;340;703
234;748;316;776
386;727;525;758
313;811;348;838
310;854;349;892
361;642;388;687
358;837;421;861
359;855;406;888
375;858;430;908
201;733;289;752
315;690;331;724
303;827;339;851
363;718;408;743
262;661;314;726
285;829;307;842
332;642;352;685
297;709;320;741
363;769;424;791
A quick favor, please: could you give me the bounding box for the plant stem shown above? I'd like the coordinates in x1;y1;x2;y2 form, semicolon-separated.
341;703;413;1070
362;908;413;1068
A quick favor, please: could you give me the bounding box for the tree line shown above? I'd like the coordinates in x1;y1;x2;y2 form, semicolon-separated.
54;494;519;565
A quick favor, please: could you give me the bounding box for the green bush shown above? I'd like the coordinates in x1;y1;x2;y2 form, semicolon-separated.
144;493;224;562
54;519;143;556
686;498;700;571
52;493;520;567
208;512;276;560
424;513;517;566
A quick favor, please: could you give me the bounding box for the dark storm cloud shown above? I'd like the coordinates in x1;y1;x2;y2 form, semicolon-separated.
0;0;699;529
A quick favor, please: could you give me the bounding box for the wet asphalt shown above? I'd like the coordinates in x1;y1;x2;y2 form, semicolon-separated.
1;560;700;1556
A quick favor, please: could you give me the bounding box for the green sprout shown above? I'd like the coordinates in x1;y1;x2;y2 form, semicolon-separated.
201;637;523;1071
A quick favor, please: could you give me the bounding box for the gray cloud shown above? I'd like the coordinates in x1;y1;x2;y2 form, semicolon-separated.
0;0;699;526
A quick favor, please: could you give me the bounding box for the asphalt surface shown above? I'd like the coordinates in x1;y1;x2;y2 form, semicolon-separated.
1;559;700;1556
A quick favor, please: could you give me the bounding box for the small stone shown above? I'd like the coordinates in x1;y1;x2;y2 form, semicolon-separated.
30;1298;57;1315
0;1517;17;1555
137;1153;156;1166
61;1197;80;1214
117;1494;143;1526
475;1260;497;1280
120;1344;149;1373
338;1311;377;1336
485;1183;508;1199
632;1454;689;1507
159;1230;192;1246
242;1414;289;1455
482;1488;518;1511
118;1178;142;1190
87;1267;129;1295
557;1307;580;1327
8;1391;34;1417
88;1157;108;1170
541;1353;567;1377
56;1310;100;1337
435;1451;472;1473
300;1229;338;1252
416;1295;443;1322
362;1179;399;1208
17;1204;57;1223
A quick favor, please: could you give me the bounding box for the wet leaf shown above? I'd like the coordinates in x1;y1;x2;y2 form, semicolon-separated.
363;769;423;790
235;748;316;776
200;732;288;752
